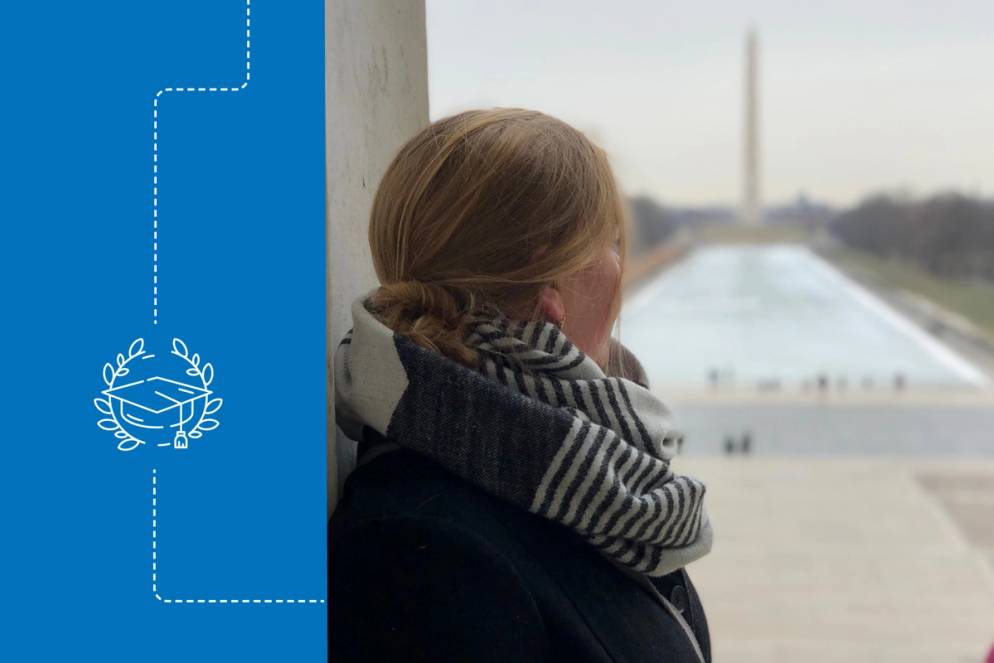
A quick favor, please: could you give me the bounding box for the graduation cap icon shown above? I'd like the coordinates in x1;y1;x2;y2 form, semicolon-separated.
103;376;212;449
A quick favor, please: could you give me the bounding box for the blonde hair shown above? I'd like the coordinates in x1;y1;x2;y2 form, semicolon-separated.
367;108;629;373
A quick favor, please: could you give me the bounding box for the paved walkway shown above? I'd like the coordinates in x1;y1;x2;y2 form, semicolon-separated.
678;457;994;662
666;395;994;457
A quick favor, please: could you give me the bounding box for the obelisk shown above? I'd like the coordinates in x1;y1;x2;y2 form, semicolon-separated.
742;28;761;226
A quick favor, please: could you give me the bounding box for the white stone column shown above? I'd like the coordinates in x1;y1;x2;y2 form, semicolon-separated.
326;0;429;513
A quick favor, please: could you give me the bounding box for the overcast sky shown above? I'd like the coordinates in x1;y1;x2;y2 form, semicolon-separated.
426;0;994;208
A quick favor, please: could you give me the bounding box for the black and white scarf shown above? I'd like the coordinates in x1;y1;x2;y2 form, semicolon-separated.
334;290;712;577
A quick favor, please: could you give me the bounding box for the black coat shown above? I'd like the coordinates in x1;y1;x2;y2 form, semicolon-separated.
330;426;711;662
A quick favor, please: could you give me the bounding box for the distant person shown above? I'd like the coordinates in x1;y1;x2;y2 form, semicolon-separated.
817;372;829;393
724;435;735;455
894;372;907;391
741;431;752;455
330;109;712;662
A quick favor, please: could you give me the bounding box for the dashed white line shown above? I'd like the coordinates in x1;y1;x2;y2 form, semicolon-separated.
152;0;252;325
151;469;325;606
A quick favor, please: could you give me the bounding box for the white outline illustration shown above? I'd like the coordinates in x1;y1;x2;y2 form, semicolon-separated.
108;0;324;607
94;338;223;451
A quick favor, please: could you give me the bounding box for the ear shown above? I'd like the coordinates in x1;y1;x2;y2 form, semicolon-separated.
538;286;565;325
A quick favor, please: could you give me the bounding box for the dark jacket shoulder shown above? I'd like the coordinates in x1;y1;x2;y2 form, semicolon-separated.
330;430;710;663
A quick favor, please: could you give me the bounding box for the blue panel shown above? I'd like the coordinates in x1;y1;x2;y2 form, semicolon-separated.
0;1;327;660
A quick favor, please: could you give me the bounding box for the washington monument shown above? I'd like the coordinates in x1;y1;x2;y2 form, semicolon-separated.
742;28;761;226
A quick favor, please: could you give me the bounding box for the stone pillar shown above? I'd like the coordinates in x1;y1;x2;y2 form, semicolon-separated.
326;0;429;513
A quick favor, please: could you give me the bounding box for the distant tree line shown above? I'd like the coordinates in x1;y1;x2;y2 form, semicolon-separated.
627;195;741;254
765;193;835;229
831;192;994;282
627;192;838;255
627;195;677;254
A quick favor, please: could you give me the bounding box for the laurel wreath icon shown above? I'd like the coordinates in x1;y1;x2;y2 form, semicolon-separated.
94;337;223;452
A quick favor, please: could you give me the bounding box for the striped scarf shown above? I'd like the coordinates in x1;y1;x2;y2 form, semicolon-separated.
334;290;713;577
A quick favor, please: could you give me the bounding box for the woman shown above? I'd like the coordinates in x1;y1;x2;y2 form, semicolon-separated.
330;108;713;662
